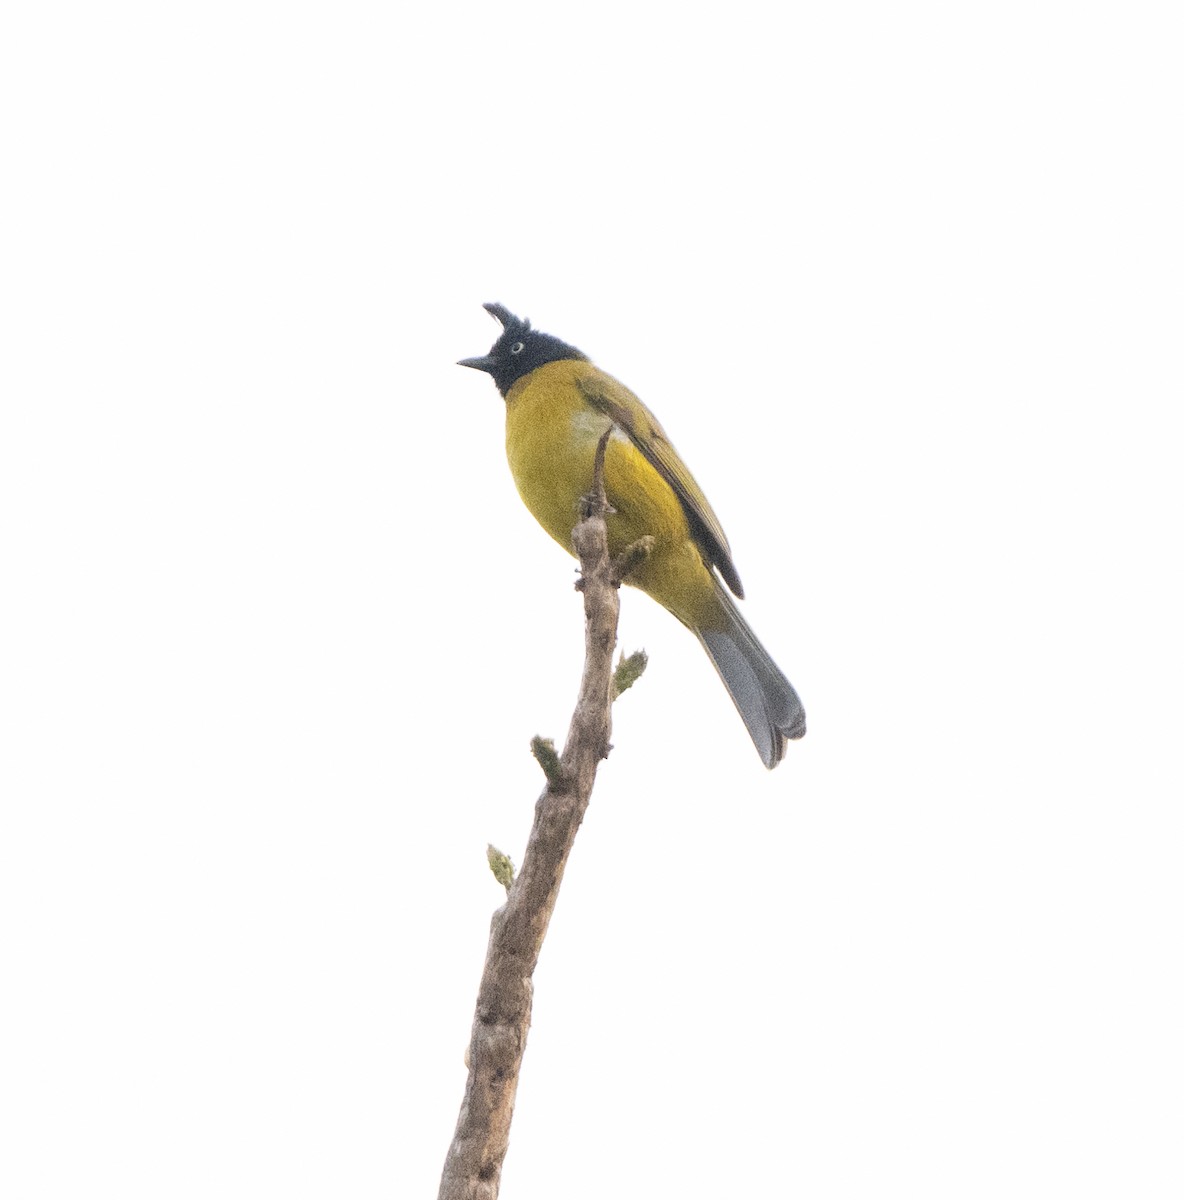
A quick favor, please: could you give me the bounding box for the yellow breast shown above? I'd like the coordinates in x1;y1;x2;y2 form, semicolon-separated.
504;359;722;629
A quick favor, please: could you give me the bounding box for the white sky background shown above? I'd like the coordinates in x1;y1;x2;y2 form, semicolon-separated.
2;1;1181;1196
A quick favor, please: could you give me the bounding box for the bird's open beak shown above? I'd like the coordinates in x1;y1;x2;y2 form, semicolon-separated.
457;355;496;372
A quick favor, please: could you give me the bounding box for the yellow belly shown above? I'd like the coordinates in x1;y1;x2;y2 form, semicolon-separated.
504;360;721;630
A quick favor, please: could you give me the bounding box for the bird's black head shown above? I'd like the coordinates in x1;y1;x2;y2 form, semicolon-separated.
458;302;587;397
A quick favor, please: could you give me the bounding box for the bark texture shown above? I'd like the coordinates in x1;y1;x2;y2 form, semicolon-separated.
438;434;631;1200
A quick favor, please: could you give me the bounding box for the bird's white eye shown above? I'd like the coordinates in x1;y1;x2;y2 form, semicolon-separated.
510;341;525;354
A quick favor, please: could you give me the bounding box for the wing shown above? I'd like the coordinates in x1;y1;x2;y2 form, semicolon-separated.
577;369;745;598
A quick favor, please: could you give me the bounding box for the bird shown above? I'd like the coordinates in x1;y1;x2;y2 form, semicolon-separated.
459;303;805;768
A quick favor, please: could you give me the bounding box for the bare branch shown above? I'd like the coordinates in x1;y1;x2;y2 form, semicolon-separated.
437;430;623;1200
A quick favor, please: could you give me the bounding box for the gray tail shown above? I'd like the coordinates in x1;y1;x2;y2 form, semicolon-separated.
697;588;805;769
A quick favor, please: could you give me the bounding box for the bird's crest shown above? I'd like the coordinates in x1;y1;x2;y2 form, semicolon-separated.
483;302;531;339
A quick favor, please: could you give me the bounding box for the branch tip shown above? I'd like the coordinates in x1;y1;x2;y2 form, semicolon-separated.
611;534;655;584
578;427;615;520
611;649;649;700
529;735;568;789
485;844;515;894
